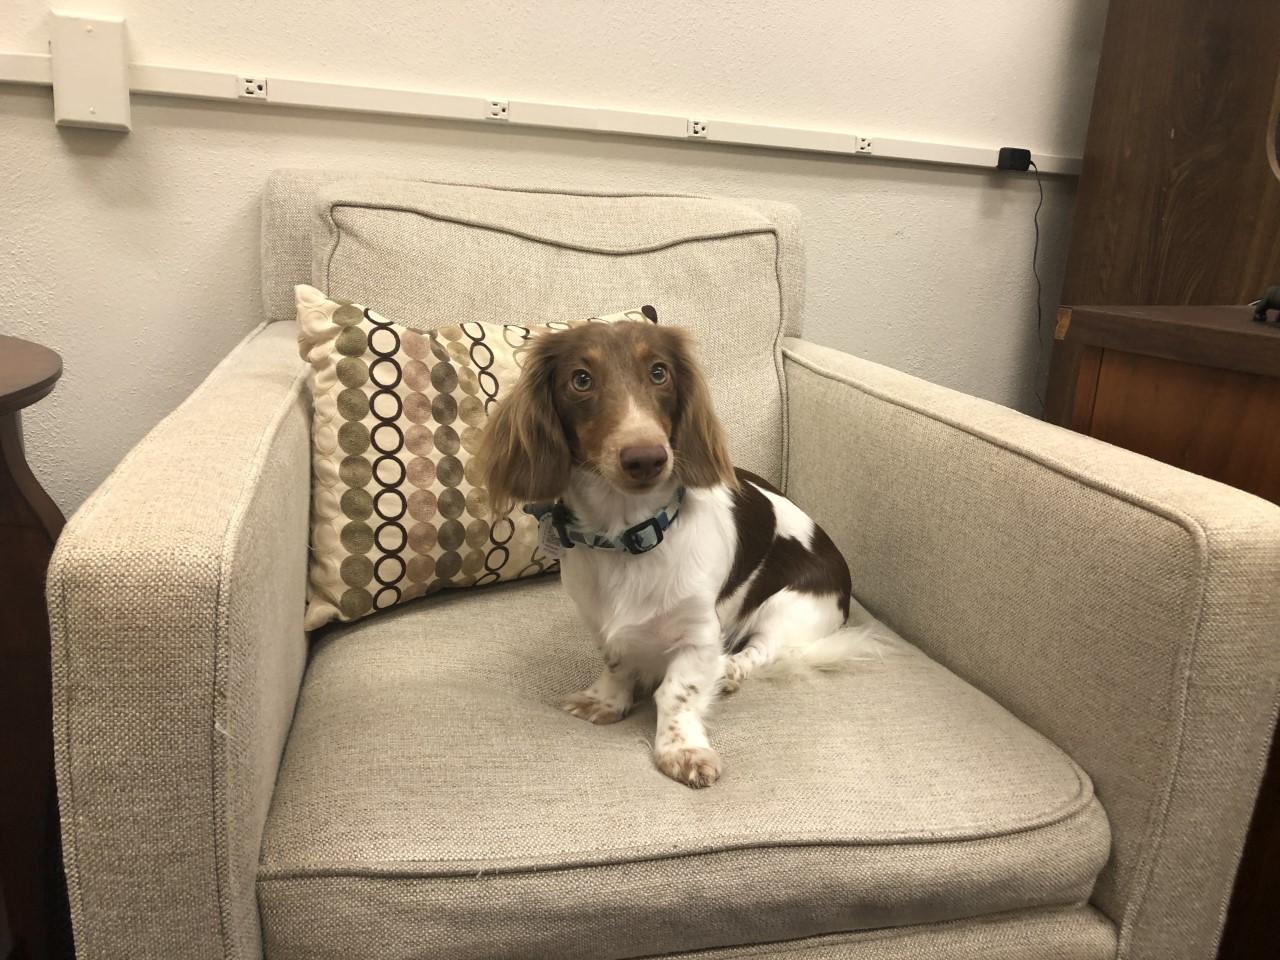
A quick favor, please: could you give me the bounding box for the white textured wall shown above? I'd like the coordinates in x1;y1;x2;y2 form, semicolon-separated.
0;1;1108;513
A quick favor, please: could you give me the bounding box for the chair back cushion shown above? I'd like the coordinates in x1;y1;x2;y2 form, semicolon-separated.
262;170;803;485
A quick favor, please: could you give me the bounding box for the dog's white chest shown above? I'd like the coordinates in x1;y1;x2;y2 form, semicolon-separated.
557;491;735;671
561;548;700;643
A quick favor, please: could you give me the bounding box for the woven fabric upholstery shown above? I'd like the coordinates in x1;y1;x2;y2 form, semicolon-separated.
257;577;1109;960
675;905;1116;959
780;339;1280;960
259;169;803;486
48;321;311;960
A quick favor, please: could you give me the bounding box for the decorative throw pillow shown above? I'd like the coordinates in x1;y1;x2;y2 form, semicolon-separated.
295;284;655;629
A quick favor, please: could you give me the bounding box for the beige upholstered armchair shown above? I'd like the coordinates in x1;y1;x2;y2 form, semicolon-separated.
48;171;1280;960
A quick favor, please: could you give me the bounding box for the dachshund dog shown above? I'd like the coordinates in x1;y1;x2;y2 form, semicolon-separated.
480;321;869;788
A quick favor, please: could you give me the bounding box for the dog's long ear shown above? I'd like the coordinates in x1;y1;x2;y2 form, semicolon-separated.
479;335;572;516
667;328;736;489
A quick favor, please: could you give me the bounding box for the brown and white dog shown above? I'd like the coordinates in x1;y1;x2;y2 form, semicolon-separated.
481;321;871;788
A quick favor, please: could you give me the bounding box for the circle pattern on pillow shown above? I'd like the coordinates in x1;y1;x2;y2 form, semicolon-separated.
296;283;655;629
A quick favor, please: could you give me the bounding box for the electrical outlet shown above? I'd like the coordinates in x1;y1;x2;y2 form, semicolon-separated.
238;76;268;100
855;137;873;154
688;119;708;138
486;100;509;121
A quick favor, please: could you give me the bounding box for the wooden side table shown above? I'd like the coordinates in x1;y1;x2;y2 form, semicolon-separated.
1047;304;1280;502
0;336;72;960
1045;304;1280;959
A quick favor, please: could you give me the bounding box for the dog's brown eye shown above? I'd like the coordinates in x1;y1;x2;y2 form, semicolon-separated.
650;363;669;385
571;369;593;392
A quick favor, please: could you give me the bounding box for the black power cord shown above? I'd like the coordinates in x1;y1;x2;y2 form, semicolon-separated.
997;147;1045;413
1029;160;1045;412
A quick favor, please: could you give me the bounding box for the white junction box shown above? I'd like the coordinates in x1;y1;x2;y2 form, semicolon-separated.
50;13;131;131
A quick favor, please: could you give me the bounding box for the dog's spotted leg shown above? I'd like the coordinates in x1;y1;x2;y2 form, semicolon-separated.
653;636;722;788
719;655;746;694
560;659;635;725
720;636;778;693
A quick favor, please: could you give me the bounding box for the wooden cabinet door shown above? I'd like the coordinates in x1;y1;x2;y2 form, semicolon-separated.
1061;0;1280;307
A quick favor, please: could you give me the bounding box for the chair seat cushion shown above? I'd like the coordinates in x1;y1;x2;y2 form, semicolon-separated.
258;578;1110;960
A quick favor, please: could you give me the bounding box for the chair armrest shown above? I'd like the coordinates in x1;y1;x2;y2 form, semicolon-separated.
49;321;311;960
782;337;1280;960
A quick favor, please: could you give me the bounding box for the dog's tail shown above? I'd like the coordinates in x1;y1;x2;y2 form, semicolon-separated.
738;597;897;683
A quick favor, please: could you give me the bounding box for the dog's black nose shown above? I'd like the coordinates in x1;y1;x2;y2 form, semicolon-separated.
619;444;669;482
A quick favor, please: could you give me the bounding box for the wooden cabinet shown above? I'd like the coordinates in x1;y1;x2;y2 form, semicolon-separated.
1060;1;1280;308
1047;305;1280;505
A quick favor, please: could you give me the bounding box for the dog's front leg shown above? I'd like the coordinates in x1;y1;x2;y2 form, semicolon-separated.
653;630;723;788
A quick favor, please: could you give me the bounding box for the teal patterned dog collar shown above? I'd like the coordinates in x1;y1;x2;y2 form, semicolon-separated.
523;487;686;555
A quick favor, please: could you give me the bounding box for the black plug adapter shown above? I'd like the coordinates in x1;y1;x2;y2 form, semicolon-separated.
997;147;1033;171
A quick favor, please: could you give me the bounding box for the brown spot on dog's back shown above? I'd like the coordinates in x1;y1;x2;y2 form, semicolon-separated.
737;468;781;497
719;468;777;603
739;532;851;621
719;468;852;638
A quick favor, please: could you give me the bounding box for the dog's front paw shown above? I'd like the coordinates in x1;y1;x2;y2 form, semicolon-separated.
560;690;628;725
654;746;722;788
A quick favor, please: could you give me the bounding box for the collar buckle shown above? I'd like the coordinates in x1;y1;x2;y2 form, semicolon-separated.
551;501;576;550
620;517;664;555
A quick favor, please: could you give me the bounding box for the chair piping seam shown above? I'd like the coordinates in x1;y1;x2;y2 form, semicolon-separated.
257;790;1101;881
211;352;310;960
325;200;776;258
